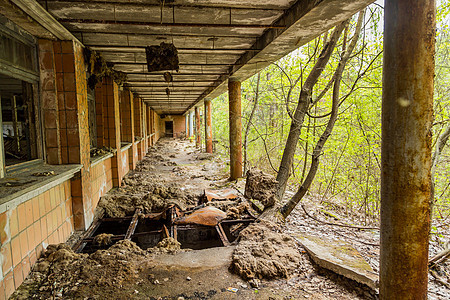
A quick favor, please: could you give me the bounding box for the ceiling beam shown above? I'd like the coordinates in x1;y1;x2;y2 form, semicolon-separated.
127;80;219;83
57;18;285;29
125;72;223;75
11;0;81;41
41;0;293;10
113;62;238;66
70;30;260;39
90;46;253;53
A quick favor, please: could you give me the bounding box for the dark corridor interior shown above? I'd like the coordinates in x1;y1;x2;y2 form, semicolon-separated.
165;121;173;138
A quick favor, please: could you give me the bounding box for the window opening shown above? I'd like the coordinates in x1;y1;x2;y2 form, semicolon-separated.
0;73;38;166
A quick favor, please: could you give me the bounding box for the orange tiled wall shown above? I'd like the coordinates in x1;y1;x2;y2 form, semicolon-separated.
0;181;73;299
154;113;162;141
120;148;130;178
90;158;114;210
173;115;186;138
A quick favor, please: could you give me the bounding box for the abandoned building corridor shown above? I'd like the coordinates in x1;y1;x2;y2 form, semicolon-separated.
0;0;443;299
9;138;380;299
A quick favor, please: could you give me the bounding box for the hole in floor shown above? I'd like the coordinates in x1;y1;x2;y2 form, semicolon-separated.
177;225;223;250
73;206;255;253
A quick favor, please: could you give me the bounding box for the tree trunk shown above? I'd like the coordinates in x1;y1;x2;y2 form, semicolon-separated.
243;73;261;174
431;122;450;211
280;11;365;218
276;22;346;201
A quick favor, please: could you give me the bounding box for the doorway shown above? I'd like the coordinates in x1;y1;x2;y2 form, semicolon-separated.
165;121;173;137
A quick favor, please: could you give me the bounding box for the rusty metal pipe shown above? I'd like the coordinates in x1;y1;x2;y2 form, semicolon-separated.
228;80;242;180
380;0;436;298
204;99;213;153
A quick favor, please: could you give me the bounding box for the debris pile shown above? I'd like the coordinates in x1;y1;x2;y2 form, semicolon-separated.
145;42;179;72
230;221;302;280
150;237;181;254
98;180;198;217
93;233;114;247
11;240;152;299
90;146;116;158
244;168;278;209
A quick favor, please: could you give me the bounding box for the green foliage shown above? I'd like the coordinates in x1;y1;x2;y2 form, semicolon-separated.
211;2;450;223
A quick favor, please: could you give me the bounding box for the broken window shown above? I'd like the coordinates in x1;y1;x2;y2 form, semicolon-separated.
0;75;39;167
0;20;41;176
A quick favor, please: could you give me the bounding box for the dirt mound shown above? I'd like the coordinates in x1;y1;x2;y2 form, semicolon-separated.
230;220;301;280
244;168;278;209
11;240;152;300
93;233;113;246
148;237;181;254
226;202;250;219
196;153;214;160
98;181;198;217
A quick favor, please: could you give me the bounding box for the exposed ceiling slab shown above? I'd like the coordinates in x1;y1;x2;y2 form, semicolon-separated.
5;0;374;114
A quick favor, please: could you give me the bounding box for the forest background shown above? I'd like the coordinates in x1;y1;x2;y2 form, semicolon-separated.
205;0;450;244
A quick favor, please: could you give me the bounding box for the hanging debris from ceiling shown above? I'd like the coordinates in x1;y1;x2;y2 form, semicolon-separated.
145;42;179;72
84;48;127;89
163;71;173;83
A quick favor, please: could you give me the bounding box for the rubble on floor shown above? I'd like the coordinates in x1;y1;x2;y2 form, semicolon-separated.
14;139;436;299
230;220;302;280
244;168;278;209
11;240;152;300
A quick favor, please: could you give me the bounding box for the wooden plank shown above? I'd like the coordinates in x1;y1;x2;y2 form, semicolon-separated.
124;209;141;240
73;219;101;253
215;223;230;246
162;224;170;238
42;0;296;10
10;0;80;41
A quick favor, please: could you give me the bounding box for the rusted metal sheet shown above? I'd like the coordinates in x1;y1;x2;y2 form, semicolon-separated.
204;188;239;202
204;99;213;153
174;206;227;227
228;80;243;180
380;0;436;298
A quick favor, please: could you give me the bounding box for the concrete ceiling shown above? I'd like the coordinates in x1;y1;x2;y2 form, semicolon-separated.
4;0;374;114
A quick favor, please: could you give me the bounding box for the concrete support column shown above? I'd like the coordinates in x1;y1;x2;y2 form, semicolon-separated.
195;107;201;148
185;113;189;138
204;99;213;153
38;39;93;230
148;107;151;142
133;96;143;160
380;0;435;298
120;90;136;170
119;90;133;143
38;39;62;165
142;102;147;150
228;80;242;180
103;78;122;188
189;110;194;138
